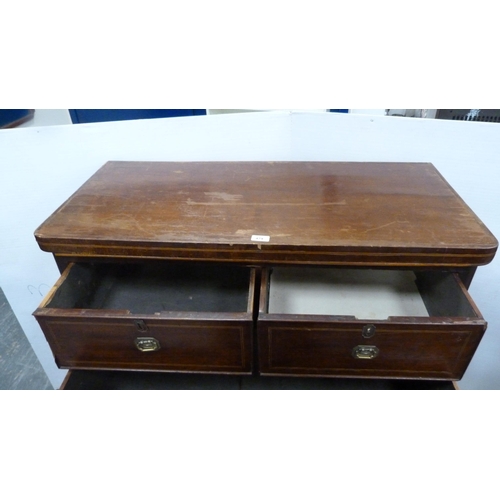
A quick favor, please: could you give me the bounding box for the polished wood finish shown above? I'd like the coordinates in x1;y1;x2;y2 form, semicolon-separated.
258;268;486;380
33;161;497;380
34;262;255;373
257;320;484;380
35;161;497;267
37;314;253;373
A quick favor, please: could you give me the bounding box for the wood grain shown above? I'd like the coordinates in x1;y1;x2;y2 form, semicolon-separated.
34;161;498;267
258;267;487;380
33;261;256;373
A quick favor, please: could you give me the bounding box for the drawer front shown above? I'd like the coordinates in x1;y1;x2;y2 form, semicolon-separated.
36;315;253;373
258;320;485;379
34;261;255;373
258;267;487;380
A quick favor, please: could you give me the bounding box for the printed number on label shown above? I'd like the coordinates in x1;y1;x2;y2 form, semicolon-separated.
251;235;270;242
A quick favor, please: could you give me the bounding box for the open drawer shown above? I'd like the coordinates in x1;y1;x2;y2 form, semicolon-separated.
258;267;486;380
34;261;256;373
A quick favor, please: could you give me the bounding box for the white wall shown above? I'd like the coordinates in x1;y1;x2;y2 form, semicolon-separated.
349;109;387;115
0;112;292;388
17;109;72;127
290;112;500;389
207;109;386;115
1;111;499;389
207;109;329;114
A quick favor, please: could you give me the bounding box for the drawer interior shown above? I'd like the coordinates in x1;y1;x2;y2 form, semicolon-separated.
266;267;479;319
46;261;253;314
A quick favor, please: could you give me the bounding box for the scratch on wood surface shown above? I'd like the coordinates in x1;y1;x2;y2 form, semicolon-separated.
234;229;292;237
186;200;347;206
363;220;410;233
204;192;243;202
235;229;255;236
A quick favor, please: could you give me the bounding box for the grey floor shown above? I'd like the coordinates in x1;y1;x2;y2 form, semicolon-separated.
0;288;53;390
1;110;70;390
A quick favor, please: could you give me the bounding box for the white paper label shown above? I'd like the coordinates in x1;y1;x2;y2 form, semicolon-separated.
251;235;270;242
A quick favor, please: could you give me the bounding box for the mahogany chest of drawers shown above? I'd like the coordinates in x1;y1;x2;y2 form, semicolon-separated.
33;161;498;381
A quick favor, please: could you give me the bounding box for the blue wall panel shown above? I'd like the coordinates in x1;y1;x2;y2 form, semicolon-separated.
69;109;206;124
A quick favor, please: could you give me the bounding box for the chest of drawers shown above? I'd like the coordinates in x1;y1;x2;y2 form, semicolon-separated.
33;161;498;380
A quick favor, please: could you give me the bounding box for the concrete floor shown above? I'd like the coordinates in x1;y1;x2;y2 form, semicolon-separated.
1;110;71;390
0;288;52;390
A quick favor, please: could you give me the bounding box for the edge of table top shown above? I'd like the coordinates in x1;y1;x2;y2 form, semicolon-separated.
35;161;498;267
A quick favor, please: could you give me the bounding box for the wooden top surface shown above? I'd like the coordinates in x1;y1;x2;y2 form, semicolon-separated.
35;161;498;267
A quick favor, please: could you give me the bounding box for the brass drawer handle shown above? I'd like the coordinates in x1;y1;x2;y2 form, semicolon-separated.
135;337;161;352
352;345;379;360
